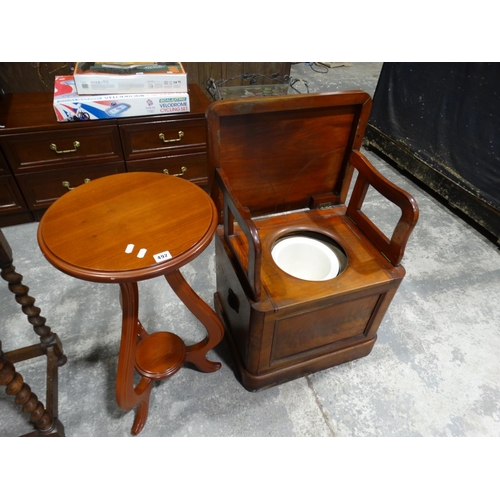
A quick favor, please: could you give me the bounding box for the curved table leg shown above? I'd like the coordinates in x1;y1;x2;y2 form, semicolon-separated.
165;270;224;373
117;282;154;435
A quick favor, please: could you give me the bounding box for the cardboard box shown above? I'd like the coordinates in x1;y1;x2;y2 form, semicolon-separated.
53;76;190;122
73;62;188;95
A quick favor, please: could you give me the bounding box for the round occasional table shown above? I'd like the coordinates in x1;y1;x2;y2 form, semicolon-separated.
37;172;224;435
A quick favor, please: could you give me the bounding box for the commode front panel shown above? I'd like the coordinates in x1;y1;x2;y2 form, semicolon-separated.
269;294;382;366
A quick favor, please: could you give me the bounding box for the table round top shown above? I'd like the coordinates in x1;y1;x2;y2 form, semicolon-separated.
37;172;218;283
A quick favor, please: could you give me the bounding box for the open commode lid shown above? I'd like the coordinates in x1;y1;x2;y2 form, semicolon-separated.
271;235;341;281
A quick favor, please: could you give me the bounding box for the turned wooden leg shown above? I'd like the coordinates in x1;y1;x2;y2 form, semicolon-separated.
0;247;66;369
165;269;224;373
0;229;65;436
0;341;64;436
116;282;154;435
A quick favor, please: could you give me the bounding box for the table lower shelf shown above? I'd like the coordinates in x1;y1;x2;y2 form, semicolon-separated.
135;331;186;380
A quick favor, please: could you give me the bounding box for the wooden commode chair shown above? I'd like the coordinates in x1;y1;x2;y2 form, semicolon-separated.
206;91;419;391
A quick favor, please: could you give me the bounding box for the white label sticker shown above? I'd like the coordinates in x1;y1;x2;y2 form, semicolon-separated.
125;244;135;254
137;248;147;258
154;250;172;263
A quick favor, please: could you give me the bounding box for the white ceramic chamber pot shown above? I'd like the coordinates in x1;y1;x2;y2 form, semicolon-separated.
271;234;343;281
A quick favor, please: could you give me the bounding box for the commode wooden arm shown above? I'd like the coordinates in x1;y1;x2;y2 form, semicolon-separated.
215;168;262;302
346;151;419;266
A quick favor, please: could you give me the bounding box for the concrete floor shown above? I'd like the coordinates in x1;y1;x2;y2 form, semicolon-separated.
2;63;500;442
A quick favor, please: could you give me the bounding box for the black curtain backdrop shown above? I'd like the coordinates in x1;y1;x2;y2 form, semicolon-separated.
369;62;500;213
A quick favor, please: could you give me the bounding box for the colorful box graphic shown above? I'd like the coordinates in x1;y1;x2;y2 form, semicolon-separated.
53;76;190;122
73;62;188;95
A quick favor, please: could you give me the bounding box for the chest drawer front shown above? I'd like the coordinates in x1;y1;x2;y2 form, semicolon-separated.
126;151;208;185
16;161;126;211
0;124;123;172
0;150;10;174
0;174;28;213
119;117;207;160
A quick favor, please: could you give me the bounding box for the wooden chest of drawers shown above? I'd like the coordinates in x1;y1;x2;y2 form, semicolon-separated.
0;84;211;227
119;115;208;183
0;148;29;227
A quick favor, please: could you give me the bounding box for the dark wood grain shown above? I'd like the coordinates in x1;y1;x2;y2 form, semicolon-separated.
37;172;223;434
206;92;419;390
1;229;66;436
0;63;292;98
0;84;211;227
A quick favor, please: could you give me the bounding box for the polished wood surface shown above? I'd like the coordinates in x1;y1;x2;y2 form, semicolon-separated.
207;90;372;218
0;172;30;225
2;125;123;172
38;173;217;281
347;150;419;266
0;83;210;130
0;141;33;225
1;229;66;436
206;92;419;391
37;172;223;434
0;84;211;227
126;151;207;183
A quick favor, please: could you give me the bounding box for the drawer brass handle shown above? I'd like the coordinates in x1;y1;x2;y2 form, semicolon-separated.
62;178;90;191
159;131;184;143
50;141;80;154
163;166;187;177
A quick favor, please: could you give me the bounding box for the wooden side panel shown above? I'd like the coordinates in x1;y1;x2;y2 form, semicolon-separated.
0;63;73;93
219;109;354;214
270;294;380;363
215;229;257;370
207;92;372;219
